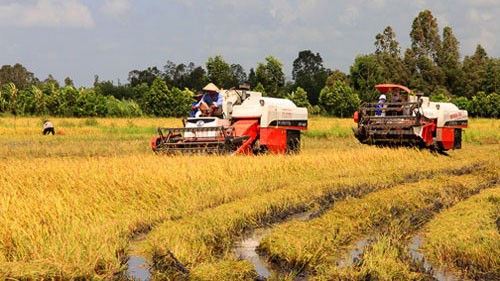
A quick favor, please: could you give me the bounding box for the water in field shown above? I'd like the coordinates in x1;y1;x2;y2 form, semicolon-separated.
233;228;274;278
127;255;151;281
409;234;469;281
126;234;151;281
337;237;372;268
232;211;312;279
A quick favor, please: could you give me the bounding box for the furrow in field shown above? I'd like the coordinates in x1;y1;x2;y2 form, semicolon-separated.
258;165;498;280
142;160;492;279
420;185;500;280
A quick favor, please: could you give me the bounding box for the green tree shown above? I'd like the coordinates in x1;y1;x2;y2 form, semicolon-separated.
247;68;256;88
409;10;444;94
19;85;45;115
467;91;488;117
229;64;248;88
0;63;38;90
463;45;488;98
59;86;80;116
410;10;441;61
253;82;267;96
128;67;162;87
483;58;500;95
319;80;360;117
206;55;231;89
350;54;384;101
485;92;500;117
4;82;19;115
375;26;401;57
292;50;331;105
255;56;285;98
438;26;464;96
325;69;349;87
75;88;107;117
286;87;310;108
64;77;74;87
374;26;408;85
452;96;469;110
142;78;171;116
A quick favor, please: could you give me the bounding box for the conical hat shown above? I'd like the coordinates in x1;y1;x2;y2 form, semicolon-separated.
202;83;219;92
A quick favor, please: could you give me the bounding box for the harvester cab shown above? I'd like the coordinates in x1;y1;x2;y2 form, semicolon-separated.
152;86;308;155
353;84;468;151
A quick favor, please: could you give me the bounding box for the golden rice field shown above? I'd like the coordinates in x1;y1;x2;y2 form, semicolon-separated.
0;116;499;280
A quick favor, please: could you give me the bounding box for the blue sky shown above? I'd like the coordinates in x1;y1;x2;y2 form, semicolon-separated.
0;0;498;88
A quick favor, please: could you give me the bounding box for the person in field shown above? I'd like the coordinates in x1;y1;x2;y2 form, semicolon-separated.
192;83;223;117
387;87;403;116
43;120;55;135
375;94;386;116
190;92;204;117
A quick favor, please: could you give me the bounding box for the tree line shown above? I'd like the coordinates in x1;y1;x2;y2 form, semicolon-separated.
0;9;498;118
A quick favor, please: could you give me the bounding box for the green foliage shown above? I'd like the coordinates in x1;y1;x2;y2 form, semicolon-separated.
253;82;267;96
142;78;171;116
325;69;348;87
169;87;193;117
319;80;360;117
452;96;469;110
292;50;331;105
255;56;285;98
410;9;441;61
140;78;192;117
286;87;311;108
1;9;500;119
350;54;384;101
454;92;500;118
0;63;38;90
106;96;143;117
206;55;231;88
430;85;451;101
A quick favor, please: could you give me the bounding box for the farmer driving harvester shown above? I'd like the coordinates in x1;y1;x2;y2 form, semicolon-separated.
192;83;223;117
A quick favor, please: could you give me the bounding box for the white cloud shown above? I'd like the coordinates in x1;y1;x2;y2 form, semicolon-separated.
339;5;359;27
468;8;493;22
268;0;327;26
0;0;94;28
100;0;131;20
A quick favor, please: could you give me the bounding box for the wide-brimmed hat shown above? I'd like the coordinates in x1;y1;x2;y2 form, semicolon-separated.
379;94;387;100
202;83;219;92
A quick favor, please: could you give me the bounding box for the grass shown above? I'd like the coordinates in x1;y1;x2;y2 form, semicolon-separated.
0;116;498;280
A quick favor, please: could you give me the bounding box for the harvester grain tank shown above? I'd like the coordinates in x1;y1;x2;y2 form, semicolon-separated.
352;84;468;151
152;85;308;155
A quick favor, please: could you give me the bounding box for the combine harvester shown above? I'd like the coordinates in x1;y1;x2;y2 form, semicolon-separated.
152;85;308;155
353;84;468;152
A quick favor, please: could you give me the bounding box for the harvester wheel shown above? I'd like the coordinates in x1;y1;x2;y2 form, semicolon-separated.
252;139;267;155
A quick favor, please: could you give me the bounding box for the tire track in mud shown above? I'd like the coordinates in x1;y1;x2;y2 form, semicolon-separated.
136;162;489;279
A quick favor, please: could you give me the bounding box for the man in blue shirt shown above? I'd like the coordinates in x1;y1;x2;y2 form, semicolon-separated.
190;92;204;117
192;83;223;117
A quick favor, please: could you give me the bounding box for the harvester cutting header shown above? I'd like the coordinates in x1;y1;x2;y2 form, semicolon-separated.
353;84;468;151
152;83;308;155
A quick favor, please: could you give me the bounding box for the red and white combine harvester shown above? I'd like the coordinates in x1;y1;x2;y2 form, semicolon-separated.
152;85;308;155
353;84;468;152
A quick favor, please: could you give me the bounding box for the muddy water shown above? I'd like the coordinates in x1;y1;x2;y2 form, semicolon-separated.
337;237;372;268
125;234;152;281
233;228;275;278
127;256;151;280
408;234;470;281
232;211;312;279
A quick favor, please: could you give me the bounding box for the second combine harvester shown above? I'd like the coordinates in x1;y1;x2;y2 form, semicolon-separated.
152;84;308;155
353;84;468;152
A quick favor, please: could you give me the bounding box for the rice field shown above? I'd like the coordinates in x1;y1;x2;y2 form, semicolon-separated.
0;116;498;280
